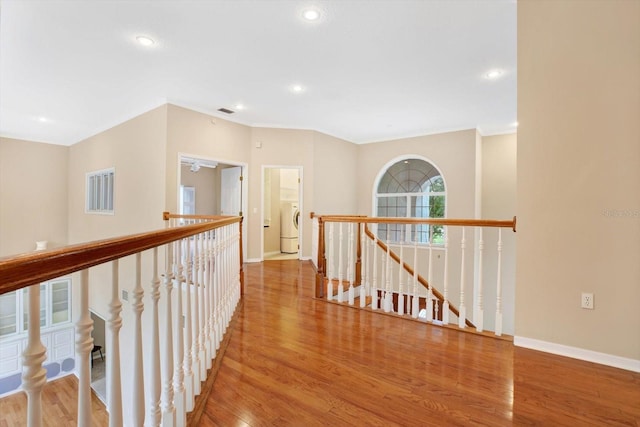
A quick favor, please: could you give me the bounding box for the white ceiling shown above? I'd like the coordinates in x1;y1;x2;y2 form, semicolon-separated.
0;0;517;146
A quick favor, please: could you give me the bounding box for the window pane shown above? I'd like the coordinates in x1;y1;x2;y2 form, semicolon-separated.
0;292;17;336
51;280;70;324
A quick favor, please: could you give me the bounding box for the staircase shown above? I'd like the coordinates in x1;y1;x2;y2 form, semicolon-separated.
312;214;516;338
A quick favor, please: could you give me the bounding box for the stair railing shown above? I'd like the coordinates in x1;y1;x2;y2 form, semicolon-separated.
0;212;243;427
310;214;516;337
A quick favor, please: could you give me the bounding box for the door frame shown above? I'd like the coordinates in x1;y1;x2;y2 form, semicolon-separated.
261;165;303;261
177;152;248;262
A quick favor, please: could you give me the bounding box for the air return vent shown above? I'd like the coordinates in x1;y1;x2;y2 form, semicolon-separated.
218;108;235;114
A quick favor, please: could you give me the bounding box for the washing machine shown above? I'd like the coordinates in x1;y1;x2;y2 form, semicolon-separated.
280;201;300;254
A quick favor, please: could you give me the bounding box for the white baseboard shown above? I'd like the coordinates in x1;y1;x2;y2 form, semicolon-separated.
514;336;640;373
245;258;262;263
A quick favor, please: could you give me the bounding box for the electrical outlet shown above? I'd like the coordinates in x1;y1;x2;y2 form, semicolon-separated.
581;293;594;309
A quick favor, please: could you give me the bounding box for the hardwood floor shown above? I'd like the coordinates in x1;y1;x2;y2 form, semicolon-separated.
0;374;108;426
2;260;638;426
199;260;640;426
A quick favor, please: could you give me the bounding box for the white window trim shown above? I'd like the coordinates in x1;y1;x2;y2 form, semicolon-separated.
85;167;115;215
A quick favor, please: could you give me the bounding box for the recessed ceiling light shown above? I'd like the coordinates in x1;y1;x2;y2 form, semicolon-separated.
37;116;48;123
302;8;320;21
235;104;245;111
136;36;155;46
485;69;504;80
291;84;304;93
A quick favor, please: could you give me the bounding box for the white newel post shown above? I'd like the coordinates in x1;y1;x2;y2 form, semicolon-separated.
458;228;467;329
173;240;186;426
132;253;146;427
337;223;344;302
495;229;504;336
22;285;47;427
442;234;450;325
162;242;176;427
75;269;94;426
476;228;484;333
108;261;124;427
147;248;161;426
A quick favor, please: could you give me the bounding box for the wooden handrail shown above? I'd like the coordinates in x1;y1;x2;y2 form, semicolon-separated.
310;214;517;232
0;216;242;295
163;211;235;221
363;225;474;328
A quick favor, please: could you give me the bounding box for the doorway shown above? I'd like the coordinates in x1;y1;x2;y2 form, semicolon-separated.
262;166;302;261
178;154;248;259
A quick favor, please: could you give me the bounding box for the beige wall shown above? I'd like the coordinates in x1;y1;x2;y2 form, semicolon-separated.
518;0;640;360
0;137;69;257
249;127;314;260
180;164;217;215
355;129;478;218
481;133;517;335
313;131;358;215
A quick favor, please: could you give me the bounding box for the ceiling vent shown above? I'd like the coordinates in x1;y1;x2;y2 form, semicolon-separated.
218;108;234;114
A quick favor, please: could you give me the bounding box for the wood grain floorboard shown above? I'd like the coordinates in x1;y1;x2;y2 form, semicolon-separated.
0;374;108;426
201;260;640;426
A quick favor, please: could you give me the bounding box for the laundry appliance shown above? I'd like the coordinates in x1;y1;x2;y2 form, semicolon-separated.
280;201;300;254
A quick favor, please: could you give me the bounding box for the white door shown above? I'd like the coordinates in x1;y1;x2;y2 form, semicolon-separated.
221;166;242;216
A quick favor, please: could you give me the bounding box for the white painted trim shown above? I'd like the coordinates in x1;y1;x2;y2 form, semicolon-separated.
245;258;262;263
514;336;640;373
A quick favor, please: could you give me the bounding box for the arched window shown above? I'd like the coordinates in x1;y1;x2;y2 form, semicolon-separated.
375;158;446;244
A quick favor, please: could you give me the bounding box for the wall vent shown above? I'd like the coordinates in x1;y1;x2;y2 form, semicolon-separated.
218;108;235;114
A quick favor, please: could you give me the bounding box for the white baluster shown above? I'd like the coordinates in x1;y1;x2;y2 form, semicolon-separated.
203;232;212;368
426;237;433;322
411;241;419;318
327;223;334;301
207;231;216;357
458;228;467;329
108;261;123;427
22;284;47;427
398;242;404;316
148;248;161;426
173;240;186;426
162;242;176;427
384;245;391;313
191;236;202;395
337;223;344;302
360;223;367;308
77;269;94;426
348;222;355;305
476;228;484;332
184;239;195;410
132;253;145;427
442;234;450;325
213;230;221;351
371;236;378;310
197;233;206;379
495;229;504;336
